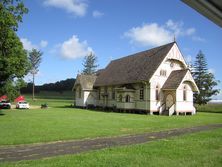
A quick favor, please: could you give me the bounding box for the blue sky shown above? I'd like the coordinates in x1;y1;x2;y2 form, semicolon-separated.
18;0;222;99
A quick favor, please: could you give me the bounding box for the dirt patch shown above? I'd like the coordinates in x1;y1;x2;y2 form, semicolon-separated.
10;105;42;110
0;124;221;162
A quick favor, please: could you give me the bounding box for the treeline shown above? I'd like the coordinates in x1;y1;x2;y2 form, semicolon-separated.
21;78;75;94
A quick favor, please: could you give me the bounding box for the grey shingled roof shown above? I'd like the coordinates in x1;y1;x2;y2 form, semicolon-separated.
94;42;175;86
162;69;188;90
74;75;97;90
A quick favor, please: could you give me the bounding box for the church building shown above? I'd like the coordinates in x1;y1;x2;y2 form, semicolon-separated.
73;42;199;116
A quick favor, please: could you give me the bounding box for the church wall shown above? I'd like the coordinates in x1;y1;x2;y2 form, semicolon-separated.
149;43;187;111
176;83;194;112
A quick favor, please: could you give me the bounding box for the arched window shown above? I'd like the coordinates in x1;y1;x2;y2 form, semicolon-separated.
140;86;144;100
119;94;122;102
183;86;187;101
155;85;159;101
126;95;130;102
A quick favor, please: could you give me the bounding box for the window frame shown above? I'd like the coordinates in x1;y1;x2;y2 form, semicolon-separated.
125;95;130;102
183;85;187;101
155;85;159;101
139;87;144;100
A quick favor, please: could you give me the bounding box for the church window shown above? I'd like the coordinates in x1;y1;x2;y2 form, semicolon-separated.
126;95;130;102
155;85;160;101
183;86;187;101
119;94;122;102
140;86;144;100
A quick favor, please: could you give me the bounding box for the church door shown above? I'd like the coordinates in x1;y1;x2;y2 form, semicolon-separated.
166;94;174;109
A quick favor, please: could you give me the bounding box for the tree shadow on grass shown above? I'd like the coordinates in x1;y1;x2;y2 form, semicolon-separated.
53;105;75;109
197;111;222;114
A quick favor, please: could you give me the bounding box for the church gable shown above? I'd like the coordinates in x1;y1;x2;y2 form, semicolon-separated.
166;43;187;68
149;43;188;85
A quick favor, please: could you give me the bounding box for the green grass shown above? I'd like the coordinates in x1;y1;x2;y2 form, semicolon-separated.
1;128;222;167
0;100;222;146
197;103;222;113
23;91;74;100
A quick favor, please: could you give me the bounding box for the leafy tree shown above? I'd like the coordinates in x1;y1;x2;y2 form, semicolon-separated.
82;52;98;74
28;49;42;100
192;51;220;105
0;0;29;99
1;79;27;100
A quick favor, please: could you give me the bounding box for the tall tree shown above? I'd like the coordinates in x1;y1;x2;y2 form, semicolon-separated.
192;51;220;105
0;0;29;98
82;52;98;74
28;49;42;100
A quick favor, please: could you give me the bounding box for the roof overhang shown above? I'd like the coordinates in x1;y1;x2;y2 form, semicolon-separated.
182;0;222;28
182;80;199;93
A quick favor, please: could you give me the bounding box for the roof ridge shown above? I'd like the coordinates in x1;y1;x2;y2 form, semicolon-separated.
110;42;175;63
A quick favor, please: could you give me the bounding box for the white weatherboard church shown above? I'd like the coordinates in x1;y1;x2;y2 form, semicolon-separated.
73;42;199;116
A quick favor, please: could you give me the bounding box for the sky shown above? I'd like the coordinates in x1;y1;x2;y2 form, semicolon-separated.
17;0;222;99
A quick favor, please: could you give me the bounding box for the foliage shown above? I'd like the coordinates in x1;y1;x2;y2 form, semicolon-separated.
0;78;27;101
0;0;29;100
82;52;98;74
28;49;42;75
28;49;42;99
21;78;76;94
0;0;29;87
192;51;220;105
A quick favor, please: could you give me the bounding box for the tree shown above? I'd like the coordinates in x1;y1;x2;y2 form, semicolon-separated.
0;0;29;99
28;49;42;100
82;52;98;74
192;51;220;105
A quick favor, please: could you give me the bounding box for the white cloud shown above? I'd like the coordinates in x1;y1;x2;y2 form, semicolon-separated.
58;35;93;59
124;23;172;47
21;38;48;51
185;55;192;64
208;68;215;74
166;20;196;36
40;40;48;48
192;36;206;42
186;28;196;36
92;10;104;18
124;20;201;47
20;38;37;51
43;0;88;16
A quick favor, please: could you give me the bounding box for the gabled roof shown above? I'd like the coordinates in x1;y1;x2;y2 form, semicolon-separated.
94;42;175;86
162;70;188;90
73;74;97;90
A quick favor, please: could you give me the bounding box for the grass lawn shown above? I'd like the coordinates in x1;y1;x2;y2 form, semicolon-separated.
0;99;221;146
197;103;222;113
1;128;222;167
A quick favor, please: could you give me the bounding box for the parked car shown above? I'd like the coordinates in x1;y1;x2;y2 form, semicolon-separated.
16;101;30;109
0;100;11;109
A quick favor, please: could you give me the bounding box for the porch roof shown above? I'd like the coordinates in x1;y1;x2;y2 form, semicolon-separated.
162;70;188;90
73;74;97;90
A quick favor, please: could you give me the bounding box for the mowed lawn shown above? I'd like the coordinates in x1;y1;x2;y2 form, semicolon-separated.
0;98;222;146
1;128;222;167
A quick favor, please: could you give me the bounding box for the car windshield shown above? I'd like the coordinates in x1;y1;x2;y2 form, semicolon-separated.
19;101;27;104
1;100;9;103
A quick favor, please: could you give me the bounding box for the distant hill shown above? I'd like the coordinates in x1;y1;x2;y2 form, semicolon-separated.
21;78;76;94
